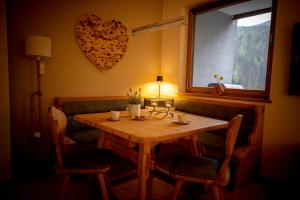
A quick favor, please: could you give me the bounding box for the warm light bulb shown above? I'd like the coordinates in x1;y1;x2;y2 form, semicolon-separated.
160;83;178;97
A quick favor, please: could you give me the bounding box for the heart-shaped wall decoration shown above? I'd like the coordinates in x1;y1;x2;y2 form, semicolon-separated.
75;14;129;72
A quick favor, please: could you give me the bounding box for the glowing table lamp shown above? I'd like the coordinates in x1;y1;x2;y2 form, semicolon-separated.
156;75;163;98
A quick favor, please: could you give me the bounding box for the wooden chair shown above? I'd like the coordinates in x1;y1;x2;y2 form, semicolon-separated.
169;115;243;200
48;106;111;200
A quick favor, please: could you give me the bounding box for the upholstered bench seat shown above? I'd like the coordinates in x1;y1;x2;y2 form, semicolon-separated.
55;97;130;144
67;129;101;144
169;155;220;179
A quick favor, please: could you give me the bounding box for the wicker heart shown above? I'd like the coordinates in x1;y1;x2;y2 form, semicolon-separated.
75;14;129;72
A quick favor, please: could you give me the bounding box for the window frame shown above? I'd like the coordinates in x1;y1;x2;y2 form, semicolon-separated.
185;0;277;101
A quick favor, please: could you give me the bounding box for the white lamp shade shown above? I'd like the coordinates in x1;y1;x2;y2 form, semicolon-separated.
25;35;51;58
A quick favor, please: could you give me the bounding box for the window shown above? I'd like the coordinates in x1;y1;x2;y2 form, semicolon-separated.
186;0;277;100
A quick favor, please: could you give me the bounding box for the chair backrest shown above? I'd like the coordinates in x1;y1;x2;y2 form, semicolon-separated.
48;106;67;168
218;115;243;181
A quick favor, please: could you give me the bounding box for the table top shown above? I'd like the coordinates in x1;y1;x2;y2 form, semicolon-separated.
74;109;228;143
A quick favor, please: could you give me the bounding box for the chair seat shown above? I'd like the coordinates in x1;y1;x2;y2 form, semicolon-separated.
64;148;110;169
154;143;193;175
64;148;136;176
169;155;220;179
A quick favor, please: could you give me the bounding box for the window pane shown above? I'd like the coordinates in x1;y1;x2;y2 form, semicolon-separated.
192;11;271;90
233;13;271;90
192;10;237;88
187;0;276;100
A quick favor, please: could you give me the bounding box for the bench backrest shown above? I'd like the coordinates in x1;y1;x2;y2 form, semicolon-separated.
174;98;264;146
55;97;130;133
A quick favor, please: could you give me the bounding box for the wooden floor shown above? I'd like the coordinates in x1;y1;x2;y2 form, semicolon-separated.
1;172;299;200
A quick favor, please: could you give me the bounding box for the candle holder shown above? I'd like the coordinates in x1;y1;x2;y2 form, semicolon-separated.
148;100;174;119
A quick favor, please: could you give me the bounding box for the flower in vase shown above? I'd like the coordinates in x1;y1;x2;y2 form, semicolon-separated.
127;88;142;105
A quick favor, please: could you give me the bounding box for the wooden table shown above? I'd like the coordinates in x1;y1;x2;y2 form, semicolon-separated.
74;109;228;200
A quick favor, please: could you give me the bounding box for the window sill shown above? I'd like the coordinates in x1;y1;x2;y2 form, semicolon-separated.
178;92;272;105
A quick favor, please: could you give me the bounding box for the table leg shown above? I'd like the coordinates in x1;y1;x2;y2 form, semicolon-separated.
97;130;107;149
137;142;151;200
190;134;201;156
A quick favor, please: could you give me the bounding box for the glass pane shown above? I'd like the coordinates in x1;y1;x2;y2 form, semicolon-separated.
233;13;271;90
191;0;272;90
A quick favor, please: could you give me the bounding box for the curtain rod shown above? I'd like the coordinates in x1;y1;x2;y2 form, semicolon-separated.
132;16;185;36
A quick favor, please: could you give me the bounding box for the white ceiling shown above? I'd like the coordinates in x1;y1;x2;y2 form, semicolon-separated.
219;0;272;16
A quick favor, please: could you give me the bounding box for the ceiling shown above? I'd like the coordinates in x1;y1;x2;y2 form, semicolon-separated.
219;0;272;16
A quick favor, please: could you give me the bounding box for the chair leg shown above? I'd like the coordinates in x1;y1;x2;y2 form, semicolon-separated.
171;180;185;200
146;172;154;200
218;186;224;200
204;184;211;192
98;173;109;200
60;175;70;200
104;173;112;191
212;185;223;200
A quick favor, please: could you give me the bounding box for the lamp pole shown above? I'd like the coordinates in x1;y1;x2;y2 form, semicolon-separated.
30;58;43;136
26;35;51;137
158;81;161;98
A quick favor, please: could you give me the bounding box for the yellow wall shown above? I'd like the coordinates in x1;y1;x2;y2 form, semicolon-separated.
7;0;163;168
161;0;300;181
262;0;300;180
0;0;11;182
7;0;300;181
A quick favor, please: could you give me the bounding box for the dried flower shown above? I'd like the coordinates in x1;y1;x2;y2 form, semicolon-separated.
127;88;142;104
214;74;224;83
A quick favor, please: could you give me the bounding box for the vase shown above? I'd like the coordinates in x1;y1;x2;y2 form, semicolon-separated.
128;104;141;117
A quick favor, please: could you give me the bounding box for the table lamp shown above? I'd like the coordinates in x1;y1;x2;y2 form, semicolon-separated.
156;75;163;98
25;35;51;136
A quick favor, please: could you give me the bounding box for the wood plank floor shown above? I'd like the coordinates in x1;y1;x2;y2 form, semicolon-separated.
1;173;299;200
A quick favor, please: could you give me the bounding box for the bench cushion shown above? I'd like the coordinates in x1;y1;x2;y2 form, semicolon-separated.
169;155;220;179
61;99;129;143
67;129;101;144
174;100;255;147
62;99;129;115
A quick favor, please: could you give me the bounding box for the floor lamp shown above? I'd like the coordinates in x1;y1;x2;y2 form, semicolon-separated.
25;35;51;137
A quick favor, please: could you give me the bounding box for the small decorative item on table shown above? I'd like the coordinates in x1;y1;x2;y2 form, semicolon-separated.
209;74;225;96
127;88;142;117
132;115;147;121
148;99;174;119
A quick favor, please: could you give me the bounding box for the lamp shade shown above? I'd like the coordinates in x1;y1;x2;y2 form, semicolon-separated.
25;35;51;58
156;75;163;82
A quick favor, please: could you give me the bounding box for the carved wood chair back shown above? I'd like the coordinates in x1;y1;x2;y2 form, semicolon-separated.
169;115;243;200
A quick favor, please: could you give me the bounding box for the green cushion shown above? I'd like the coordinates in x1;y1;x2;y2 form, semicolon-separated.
62;99;129;115
198;132;226;151
154;143;192;172
174;100;255;145
169;155;220;179
198;131;247;153
64;149;136;176
61;99;133;137
66;116;93;132
67;129;101;144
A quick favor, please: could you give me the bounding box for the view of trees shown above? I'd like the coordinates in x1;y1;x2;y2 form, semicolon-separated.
232;21;270;90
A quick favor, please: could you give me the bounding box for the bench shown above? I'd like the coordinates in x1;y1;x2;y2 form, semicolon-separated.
173;96;265;189
55;96;131;144
54;96;264;189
